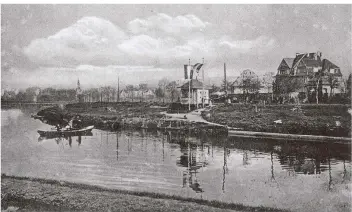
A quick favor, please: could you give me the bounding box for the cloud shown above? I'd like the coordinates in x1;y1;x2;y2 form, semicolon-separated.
313;23;328;31
219;36;276;53
22;15;276;69
127;13;210;35
23;16;127;66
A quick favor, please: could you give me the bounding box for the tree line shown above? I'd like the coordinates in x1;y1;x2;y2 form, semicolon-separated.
1;78;181;103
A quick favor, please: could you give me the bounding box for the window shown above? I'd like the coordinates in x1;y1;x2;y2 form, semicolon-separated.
181;90;188;98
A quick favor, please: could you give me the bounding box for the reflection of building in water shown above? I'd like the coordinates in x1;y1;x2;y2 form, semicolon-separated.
276;146;324;175
175;133;208;194
227;137;350;176
222;139;230;193
116;132;119;161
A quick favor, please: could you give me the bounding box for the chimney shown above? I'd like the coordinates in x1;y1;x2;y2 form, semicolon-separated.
314;53;318;60
317;51;322;59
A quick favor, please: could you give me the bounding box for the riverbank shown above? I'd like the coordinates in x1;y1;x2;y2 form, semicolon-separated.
202;104;351;138
1;175;288;212
35;102;228;135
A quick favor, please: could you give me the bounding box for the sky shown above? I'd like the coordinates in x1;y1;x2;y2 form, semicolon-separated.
1;4;351;90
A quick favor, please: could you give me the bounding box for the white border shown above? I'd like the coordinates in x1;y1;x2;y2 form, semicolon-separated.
1;1;352;4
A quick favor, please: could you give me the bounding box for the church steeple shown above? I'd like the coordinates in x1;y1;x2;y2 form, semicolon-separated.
76;78;83;102
77;79;81;90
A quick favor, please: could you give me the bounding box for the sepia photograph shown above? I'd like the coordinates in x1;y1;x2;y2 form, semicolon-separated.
1;4;351;212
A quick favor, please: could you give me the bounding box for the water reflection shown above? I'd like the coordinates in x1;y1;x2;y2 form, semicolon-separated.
38;134;89;147
116;132;119;161
170;132;207;193
2;109;351;212
222;140;229;193
38;134;86;148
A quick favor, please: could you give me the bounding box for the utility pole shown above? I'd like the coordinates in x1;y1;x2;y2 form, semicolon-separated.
224;63;227;93
202;57;205;108
117;76;120;102
188;58;191;111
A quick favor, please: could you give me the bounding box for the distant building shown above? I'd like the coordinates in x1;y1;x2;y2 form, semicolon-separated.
119;89;155;102
178;79;210;107
229;69;272;103
119;90;129;101
231;69;263;95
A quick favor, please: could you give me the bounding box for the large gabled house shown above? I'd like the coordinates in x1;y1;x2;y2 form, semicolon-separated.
275;52;344;102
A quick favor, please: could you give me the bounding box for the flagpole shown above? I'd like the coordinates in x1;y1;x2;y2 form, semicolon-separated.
117;76;120;102
188;58;191;111
202;57;205;108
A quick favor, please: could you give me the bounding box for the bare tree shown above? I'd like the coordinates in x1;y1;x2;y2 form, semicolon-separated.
262;72;275;100
327;74;339;98
273;76;305;102
139;83;148;102
155;87;164;102
158;78;169;103
309;71;323;104
125;85;134;102
166;81;178;102
347;73;351;98
239;70;261;102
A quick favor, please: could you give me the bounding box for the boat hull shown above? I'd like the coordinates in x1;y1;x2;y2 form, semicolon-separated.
37;126;94;137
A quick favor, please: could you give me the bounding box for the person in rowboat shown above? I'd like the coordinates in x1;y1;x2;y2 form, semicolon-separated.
62;115;81;130
72;115;83;129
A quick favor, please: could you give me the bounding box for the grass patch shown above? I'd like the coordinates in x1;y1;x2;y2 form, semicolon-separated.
2;174;289;212
204;103;351;137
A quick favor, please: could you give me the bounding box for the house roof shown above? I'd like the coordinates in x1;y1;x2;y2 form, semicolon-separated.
292;53;307;69
178;79;210;90
302;58;322;67
232;76;241;87
322;59;340;69
283;58;294;68
231;69;260;87
292;53;322;69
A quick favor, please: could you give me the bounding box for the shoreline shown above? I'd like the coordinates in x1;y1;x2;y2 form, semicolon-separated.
202;103;351;139
228;130;351;143
4;102;352;140
1;175;288;212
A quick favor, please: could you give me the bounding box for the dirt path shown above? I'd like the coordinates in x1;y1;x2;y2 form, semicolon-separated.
162;109;223;126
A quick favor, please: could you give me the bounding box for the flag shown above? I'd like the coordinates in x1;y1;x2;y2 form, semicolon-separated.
184;65;193;79
193;63;204;74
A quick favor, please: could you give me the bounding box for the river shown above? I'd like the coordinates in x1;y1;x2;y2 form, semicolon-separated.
1;109;351;212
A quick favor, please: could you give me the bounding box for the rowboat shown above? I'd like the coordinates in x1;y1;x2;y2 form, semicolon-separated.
37;126;94;137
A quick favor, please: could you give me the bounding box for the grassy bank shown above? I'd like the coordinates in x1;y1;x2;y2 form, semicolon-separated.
41;102;227;135
203;104;351;137
65;102;167;119
1;175;288;212
61;102;167;131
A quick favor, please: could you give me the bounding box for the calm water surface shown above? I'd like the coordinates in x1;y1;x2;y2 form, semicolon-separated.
2;109;351;212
